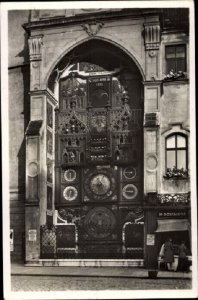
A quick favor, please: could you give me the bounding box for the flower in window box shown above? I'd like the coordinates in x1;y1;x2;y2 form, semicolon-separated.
164;167;188;179
163;70;187;81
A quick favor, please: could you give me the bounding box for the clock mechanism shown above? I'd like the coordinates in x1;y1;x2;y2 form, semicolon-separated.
84;168;116;201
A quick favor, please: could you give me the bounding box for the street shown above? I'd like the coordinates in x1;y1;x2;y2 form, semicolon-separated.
11;275;191;291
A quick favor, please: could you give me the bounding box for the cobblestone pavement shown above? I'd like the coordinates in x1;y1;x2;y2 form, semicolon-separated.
11;275;191;291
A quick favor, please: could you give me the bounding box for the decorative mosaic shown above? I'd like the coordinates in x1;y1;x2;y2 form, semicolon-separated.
145;193;190;205
158;193;190;204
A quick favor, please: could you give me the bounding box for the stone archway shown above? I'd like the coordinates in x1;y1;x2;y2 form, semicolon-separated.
42;39;145;260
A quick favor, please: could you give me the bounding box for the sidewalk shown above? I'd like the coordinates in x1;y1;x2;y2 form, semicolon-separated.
11;263;192;279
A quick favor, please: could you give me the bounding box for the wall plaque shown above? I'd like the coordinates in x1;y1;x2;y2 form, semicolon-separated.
28;229;37;241
146;234;155;246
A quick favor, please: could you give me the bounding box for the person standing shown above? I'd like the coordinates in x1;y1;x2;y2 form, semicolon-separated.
163;238;174;271
177;241;189;272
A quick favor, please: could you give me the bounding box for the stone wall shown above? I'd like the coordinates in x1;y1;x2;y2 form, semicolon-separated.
9;10;30;261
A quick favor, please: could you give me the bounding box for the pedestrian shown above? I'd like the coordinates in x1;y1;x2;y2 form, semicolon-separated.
163;238;174;271
177;241;189;272
159;242;165;269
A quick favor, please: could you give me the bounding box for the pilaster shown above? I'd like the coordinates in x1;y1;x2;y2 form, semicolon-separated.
143;81;161;195
144;22;161;80
25;87;57;262
28;35;43;91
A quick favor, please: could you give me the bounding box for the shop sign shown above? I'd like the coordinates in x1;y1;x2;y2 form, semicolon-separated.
158;211;187;218
10;229;14;252
146;234;155;246
28;229;37;241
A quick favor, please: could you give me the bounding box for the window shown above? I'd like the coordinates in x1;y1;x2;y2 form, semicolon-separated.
165;45;186;74
166;134;188;171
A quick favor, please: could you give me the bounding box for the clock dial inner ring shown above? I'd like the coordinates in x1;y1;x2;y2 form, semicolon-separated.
90;174;111;195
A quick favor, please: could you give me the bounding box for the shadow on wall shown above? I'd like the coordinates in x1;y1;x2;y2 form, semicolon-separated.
16;30;30;262
17;30;30;195
15;31;30;64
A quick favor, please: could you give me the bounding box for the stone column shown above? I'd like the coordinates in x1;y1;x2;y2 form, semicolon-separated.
25;121;42;262
143;18;162;274
143;82;161;194
25;35;45;263
25;89;57;263
143;18;161;195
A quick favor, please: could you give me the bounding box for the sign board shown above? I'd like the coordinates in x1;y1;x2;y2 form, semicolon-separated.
158;211;187;218
10;229;14;252
28;229;37;241
146;234;155;246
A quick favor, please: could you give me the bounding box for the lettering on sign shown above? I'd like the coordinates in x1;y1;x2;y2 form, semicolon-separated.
158;211;187;218
28;229;37;242
147;234;155;246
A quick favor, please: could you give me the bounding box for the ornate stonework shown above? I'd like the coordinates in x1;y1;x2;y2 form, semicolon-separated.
144;23;161;50
28;35;43;61
81;21;104;36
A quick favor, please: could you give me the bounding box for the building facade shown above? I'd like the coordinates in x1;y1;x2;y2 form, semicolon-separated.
9;8;191;267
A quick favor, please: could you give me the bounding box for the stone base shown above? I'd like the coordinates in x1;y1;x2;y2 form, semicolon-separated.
25;259;144;267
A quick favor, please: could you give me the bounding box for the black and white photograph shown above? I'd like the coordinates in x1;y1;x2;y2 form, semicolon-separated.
1;1;197;299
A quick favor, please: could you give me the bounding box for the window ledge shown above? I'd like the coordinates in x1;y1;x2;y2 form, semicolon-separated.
162;78;189;85
163;176;189;180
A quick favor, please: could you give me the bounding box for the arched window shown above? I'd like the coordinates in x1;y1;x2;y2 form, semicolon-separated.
166;134;188;171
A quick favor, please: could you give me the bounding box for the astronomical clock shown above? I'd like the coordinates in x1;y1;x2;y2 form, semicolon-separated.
55;68;143;258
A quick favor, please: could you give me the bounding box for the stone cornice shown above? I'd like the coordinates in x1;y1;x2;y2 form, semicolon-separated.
29;89;58;106
142;80;162;85
23;9;162;33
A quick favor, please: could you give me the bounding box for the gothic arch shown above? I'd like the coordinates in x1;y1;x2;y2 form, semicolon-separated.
45;36;145;90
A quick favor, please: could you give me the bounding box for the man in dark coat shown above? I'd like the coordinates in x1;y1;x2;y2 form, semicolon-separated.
163;238;174;271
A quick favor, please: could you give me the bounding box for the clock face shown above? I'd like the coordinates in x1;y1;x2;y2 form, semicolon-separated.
122;184;138;200
84;207;116;239
63;186;78;201
64;169;76;182
84;169;116;201
123;167;136;180
90;174;111;195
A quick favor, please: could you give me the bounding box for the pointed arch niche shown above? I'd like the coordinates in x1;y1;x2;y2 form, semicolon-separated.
47;39;144;104
41;39;146;260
